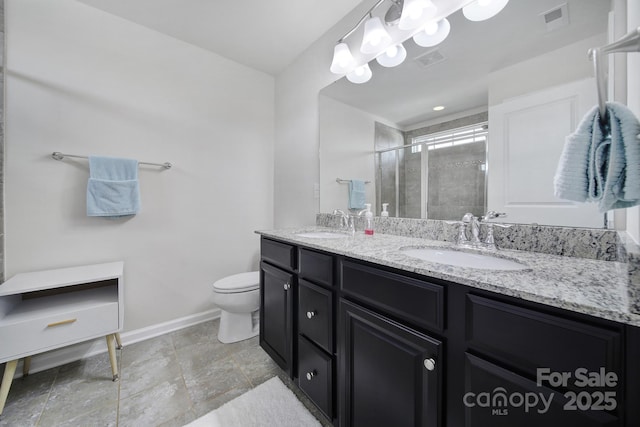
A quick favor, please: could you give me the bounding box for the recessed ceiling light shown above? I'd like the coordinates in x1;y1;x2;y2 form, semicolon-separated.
433;106;445;111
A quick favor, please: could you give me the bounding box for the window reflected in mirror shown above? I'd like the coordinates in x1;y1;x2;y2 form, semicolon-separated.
375;113;487;219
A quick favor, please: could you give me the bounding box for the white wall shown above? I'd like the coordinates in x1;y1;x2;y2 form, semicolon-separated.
626;0;640;243
5;0;274;330
318;96;376;212
488;34;605;106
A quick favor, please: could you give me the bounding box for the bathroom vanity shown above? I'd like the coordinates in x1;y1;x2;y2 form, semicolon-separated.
258;229;640;427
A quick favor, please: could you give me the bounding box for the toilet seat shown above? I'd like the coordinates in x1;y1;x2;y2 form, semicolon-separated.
213;271;259;294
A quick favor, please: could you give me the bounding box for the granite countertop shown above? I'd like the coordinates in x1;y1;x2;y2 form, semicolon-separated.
257;227;640;327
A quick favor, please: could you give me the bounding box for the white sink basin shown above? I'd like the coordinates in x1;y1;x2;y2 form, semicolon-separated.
296;231;349;239
400;247;529;271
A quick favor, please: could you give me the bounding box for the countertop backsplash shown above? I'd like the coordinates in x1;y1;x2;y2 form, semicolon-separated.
316;213;620;261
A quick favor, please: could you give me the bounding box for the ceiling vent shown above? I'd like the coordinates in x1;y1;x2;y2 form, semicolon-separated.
541;3;569;31
414;49;446;69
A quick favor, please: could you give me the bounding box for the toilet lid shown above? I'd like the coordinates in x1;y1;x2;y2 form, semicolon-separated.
213;271;260;293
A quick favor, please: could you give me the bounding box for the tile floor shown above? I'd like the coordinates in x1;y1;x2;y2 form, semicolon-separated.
0;319;330;427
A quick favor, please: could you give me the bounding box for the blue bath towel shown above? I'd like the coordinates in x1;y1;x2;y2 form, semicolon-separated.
87;156;140;217
554;102;640;212
348;180;366;210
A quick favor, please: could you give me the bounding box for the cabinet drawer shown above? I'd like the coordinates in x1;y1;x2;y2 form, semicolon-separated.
466;295;622;391
299;279;333;353
340;260;444;332
298;335;333;419
261;238;296;271
465;353;619;426
0;294;119;361
299;248;333;287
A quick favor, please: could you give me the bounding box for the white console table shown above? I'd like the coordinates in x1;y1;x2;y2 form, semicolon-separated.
0;262;124;414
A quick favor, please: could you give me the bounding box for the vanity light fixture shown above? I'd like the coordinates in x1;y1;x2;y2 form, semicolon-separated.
329;0;510;84
347;63;373;84
462;0;510;22
399;0;437;30
376;44;407;67
330;42;356;74
413;18;451;47
361;16;393;54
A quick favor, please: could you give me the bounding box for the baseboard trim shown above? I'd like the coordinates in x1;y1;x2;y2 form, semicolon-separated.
9;308;221;378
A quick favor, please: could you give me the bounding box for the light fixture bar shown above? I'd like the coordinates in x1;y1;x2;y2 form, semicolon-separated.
336;0;391;43
330;0;506;83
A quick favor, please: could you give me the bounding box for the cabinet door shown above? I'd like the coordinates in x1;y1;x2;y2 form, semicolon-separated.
260;262;295;376
339;300;442;427
464;353;619;427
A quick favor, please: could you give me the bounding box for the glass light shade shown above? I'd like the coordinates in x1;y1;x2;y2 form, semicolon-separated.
330;42;356;74
413;18;451;47
346;63;373;84
376;44;407;67
463;0;509;21
399;0;437;30
361;16;392;54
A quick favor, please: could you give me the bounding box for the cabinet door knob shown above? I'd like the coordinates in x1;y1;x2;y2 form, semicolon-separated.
306;310;316;319
283;282;291;290
423;358;436;371
306;370;316;381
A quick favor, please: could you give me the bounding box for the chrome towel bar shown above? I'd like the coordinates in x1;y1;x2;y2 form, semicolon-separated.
336;178;371;184
589;26;640;122
52;152;172;169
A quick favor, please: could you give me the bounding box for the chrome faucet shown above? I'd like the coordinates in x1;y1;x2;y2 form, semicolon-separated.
462;213;482;244
455;212;509;249
333;209;355;235
333;209;349;227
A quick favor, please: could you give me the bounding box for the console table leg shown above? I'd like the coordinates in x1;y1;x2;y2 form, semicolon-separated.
23;356;32;377
105;334;119;382
115;332;123;350
0;359;18;415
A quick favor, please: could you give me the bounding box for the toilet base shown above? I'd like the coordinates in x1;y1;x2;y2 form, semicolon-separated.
217;310;259;343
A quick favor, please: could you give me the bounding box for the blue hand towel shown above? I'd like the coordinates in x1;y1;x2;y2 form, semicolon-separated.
554;102;640;212
348;180;366;210
87;156;140;217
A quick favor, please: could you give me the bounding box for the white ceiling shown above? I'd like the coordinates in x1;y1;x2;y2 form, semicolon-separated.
78;0;363;75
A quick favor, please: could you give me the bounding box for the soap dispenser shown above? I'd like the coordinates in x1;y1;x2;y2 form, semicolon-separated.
364;203;374;235
381;203;389;218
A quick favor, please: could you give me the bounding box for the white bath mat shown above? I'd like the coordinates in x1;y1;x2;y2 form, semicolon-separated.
184;376;322;427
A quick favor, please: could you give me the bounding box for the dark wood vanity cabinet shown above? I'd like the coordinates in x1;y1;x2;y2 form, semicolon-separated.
339;300;442;427
260;239;296;376
259;237;639;427
463;294;623;427
297;248;337;421
338;260;444;427
260;239;337;421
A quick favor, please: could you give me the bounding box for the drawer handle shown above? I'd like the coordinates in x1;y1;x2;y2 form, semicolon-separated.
423;358;436;371
306;370;317;381
306;310;316;319
47;318;77;328
283;282;291;291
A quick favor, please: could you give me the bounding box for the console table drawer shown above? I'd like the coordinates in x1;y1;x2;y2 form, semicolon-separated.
0;288;119;361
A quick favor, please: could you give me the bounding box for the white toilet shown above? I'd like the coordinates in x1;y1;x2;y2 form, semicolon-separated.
211;271;260;343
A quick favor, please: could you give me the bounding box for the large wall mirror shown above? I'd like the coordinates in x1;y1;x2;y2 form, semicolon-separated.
319;0;612;228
